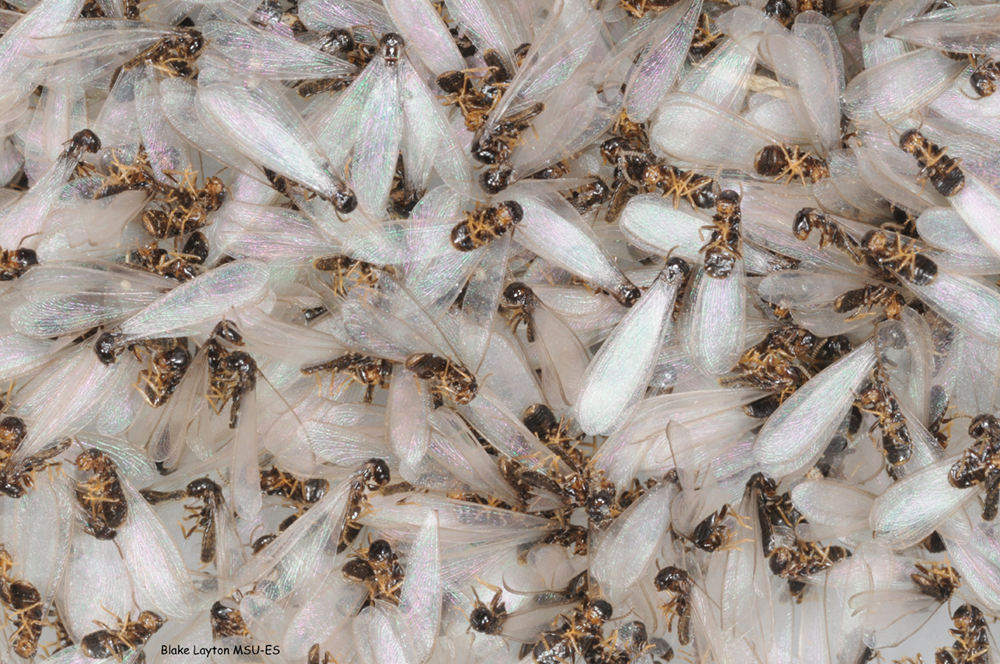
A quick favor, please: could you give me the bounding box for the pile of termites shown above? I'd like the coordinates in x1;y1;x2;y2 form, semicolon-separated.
0;0;998;662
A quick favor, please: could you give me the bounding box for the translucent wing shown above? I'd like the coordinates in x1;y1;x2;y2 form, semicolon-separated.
351;55;401;217
870;456;977;549
625;0;702;122
160;77;264;178
386;367;432;472
575;265;684;436
678;5;775;112
202;19;354;79
484;0;601;127
791;479;876;541
651;92;778;171
231;386;261;522
906;270;1000;346
949;171;1000;262
117;469;198;618
843;48;966;122
890;5;1000;55
757;31;840;154
197;66;347;200
216;201;342;261
948;531;1000;615
0;0;92;116
297;0;393;35
398;60;469;190
754;339;876;479
532;300;589;409
444;0;530;64
396;511;441;664
515;190;637;306
591;479;674;603
234;475;352;602
618;194;707;260
384;0;462;75
683;260;746;376
11;263;173;338
117;259;270;341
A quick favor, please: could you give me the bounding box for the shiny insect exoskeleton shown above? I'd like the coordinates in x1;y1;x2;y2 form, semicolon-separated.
475;102;547;194
936;604;989;664
437;68;499;133
405;353;478;405
75;448;128;540
862;230;938;286
754;144;830;184
312;254;383;296
451;201;523;251
561;177;610;214
522;403;588;470
700;189;742;279
387;156;423;219
768;541;850;579
971;57;1000;97
792;208;865;264
724;325;850;406
0;418;70;498
205;325;256;429
378;32;405;65
0;245;37;280
468;581;507;635
910;562;960;603
898;129;965;197
747;472;796;558
109;27;205;90
499;281;538;341
295;28;377;97
131;337;192;407
948;414;1000;520
0;548;44;659
600;137;651;223
835;285;906;321
141;171;226;239
126;233;209;283
643;164;717;210
301;353;393;403
688;504;735;552
260;465;329;507
855;367;913;466
263;166;357;216
62;128;102;160
531;598;615;664
210;598;249;639
337;458;391;553
654;566;692;646
438;46;517;133
141;477;225;564
79;610;165;661
342;537;404;606
93;147;157;199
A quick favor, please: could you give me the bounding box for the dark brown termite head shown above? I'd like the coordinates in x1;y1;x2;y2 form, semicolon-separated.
501;281;535;309
715;189;741;217
969;414;1000;442
480;163;514;195
379;32;405;64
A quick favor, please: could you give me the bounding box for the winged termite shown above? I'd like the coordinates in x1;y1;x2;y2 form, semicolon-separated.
575;259;687;436
306;31;467;217
652;93;829;184
195;58;357;214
